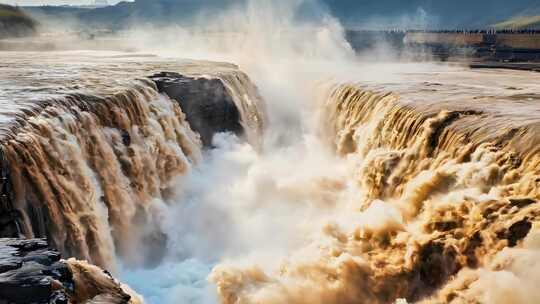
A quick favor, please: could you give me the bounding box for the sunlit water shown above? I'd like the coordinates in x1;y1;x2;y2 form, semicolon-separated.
3;1;540;302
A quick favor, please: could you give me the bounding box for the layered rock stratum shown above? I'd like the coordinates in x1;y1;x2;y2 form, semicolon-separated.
0;238;141;304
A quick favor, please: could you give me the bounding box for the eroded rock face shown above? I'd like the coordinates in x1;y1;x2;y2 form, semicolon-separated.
0;151;18;240
0;238;139;304
0;238;67;304
150;72;244;146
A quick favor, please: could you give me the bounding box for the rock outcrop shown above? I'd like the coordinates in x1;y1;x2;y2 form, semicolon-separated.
151;72;243;146
0;238;66;304
150;71;265;147
0;238;140;304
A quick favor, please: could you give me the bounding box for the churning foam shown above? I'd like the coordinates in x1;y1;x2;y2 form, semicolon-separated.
119;1;365;302
121;0;540;303
6;0;538;303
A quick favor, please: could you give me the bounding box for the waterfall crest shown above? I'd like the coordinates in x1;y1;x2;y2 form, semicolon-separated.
209;83;540;304
1;80;202;268
323;84;540;203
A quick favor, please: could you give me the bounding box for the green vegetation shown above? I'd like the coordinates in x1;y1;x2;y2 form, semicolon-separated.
493;14;540;30
0;4;37;39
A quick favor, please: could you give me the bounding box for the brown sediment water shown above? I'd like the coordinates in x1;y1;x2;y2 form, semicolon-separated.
0;52;265;270
2;50;540;304
209;67;540;304
3;80;202;268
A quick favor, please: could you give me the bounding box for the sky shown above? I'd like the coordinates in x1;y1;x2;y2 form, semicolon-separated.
1;0;128;5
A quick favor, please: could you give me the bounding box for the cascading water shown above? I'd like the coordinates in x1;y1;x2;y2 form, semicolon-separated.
208;82;540;304
1;80;202;268
116;70;540;304
0;52;269;303
2;1;540;304
116;4;540;300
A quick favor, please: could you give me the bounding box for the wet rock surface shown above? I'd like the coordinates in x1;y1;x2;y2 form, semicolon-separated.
150;72;243;146
0;150;18;241
0;238;70;304
0;238;137;304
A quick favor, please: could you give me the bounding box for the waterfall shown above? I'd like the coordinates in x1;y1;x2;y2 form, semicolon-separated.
0;80;201;268
209;83;540;304
1;53;538;304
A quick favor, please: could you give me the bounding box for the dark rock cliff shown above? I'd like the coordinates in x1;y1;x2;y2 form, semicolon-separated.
0;238;67;304
0;151;17;240
0;238;138;304
151;72;244;147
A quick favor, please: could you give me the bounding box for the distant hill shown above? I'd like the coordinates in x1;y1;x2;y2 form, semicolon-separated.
24;0;239;30
492;3;540;29
0;4;37;38
323;0;540;29
22;0;540;30
494;15;540;29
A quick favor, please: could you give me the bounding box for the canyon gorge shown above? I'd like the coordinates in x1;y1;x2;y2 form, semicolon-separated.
1;1;540;303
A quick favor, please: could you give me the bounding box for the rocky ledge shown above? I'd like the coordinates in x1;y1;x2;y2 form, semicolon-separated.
150;72;244;147
0;238;140;304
